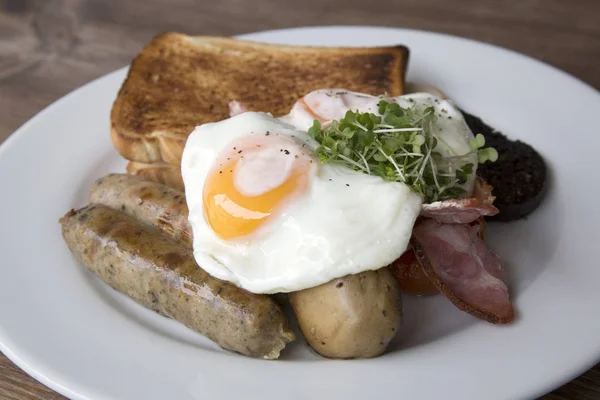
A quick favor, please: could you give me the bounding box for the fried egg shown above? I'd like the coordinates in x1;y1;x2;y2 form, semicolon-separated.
181;112;422;294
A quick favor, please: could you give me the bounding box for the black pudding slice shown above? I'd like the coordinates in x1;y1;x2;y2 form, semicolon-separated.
461;110;547;222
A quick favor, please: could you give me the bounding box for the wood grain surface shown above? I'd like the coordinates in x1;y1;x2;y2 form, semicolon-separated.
0;0;598;399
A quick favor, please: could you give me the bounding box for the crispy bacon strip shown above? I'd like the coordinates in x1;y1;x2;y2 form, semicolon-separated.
412;219;514;324
421;177;499;224
228;100;249;117
390;218;487;296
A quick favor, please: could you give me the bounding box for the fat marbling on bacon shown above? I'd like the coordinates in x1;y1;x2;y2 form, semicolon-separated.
411;218;514;324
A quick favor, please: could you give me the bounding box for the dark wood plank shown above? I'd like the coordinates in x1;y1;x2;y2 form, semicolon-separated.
0;356;65;400
1;0;599;398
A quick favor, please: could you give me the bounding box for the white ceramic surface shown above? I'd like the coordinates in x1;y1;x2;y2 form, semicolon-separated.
0;26;599;400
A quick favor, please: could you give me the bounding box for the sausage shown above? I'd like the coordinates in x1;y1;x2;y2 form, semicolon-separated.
91;174;401;358
90;174;192;245
60;204;294;359
288;269;401;359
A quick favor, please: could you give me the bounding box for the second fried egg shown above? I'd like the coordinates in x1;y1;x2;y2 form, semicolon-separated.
181;112;422;294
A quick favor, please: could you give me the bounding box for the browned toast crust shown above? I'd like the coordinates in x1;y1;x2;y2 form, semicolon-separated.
111;33;409;164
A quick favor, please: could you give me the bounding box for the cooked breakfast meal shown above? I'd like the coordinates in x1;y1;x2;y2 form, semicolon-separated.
60;32;547;359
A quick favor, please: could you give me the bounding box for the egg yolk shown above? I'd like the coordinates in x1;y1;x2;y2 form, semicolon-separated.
203;135;312;239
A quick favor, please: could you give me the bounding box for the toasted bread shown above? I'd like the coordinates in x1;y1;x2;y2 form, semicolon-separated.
111;33;409;165
126;161;184;191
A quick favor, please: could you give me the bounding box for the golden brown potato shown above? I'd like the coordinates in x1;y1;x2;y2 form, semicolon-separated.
289;269;401;359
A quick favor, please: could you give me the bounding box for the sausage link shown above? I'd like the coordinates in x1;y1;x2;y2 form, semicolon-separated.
90;173;192;245
60;204;294;359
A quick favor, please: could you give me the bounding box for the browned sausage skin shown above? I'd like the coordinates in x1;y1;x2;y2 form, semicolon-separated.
90;174;192;245
60;204;294;359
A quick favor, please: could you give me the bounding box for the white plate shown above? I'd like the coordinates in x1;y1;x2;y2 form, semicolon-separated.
0;26;599;400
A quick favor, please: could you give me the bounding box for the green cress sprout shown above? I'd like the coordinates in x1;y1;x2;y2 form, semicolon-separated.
307;100;498;203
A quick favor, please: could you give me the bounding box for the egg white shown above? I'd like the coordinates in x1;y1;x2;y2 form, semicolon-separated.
181;112;422;294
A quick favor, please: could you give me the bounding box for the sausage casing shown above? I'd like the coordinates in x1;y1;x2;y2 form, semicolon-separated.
90;173;192;245
60;204;294;359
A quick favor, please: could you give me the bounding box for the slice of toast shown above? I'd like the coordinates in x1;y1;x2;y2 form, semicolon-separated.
126;161;184;191
111;33;409;165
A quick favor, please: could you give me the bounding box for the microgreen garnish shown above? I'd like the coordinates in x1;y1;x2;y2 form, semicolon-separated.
308;100;497;203
469;133;499;163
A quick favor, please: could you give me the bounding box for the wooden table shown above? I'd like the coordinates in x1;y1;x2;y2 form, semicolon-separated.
1;0;599;398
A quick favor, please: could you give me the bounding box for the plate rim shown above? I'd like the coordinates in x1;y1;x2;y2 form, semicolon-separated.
1;25;599;400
